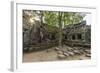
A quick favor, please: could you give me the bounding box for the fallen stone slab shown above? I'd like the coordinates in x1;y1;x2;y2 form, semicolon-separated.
57;54;66;59
73;50;79;53
57;51;63;54
85;54;91;57
55;47;60;51
79;50;84;54
63;52;69;57
84;50;91;54
68;52;74;56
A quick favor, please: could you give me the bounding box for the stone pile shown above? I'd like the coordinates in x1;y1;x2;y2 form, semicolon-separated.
45;46;91;60
54;47;91;60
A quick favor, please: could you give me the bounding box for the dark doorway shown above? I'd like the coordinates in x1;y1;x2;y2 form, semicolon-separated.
72;35;75;40
77;34;82;40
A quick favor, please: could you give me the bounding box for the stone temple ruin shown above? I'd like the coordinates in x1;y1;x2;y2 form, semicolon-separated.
63;21;91;47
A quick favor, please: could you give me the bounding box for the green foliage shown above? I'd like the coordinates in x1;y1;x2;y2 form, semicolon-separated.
23;10;85;29
62;12;85;25
43;11;58;27
43;11;85;27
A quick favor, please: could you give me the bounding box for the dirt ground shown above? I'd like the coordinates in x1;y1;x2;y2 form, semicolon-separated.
23;46;91;62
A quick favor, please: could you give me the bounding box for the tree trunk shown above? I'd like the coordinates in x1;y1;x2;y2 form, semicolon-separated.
58;12;63;48
39;11;43;43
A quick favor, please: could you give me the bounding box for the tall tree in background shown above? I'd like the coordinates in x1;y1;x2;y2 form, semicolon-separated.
58;12;63;47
